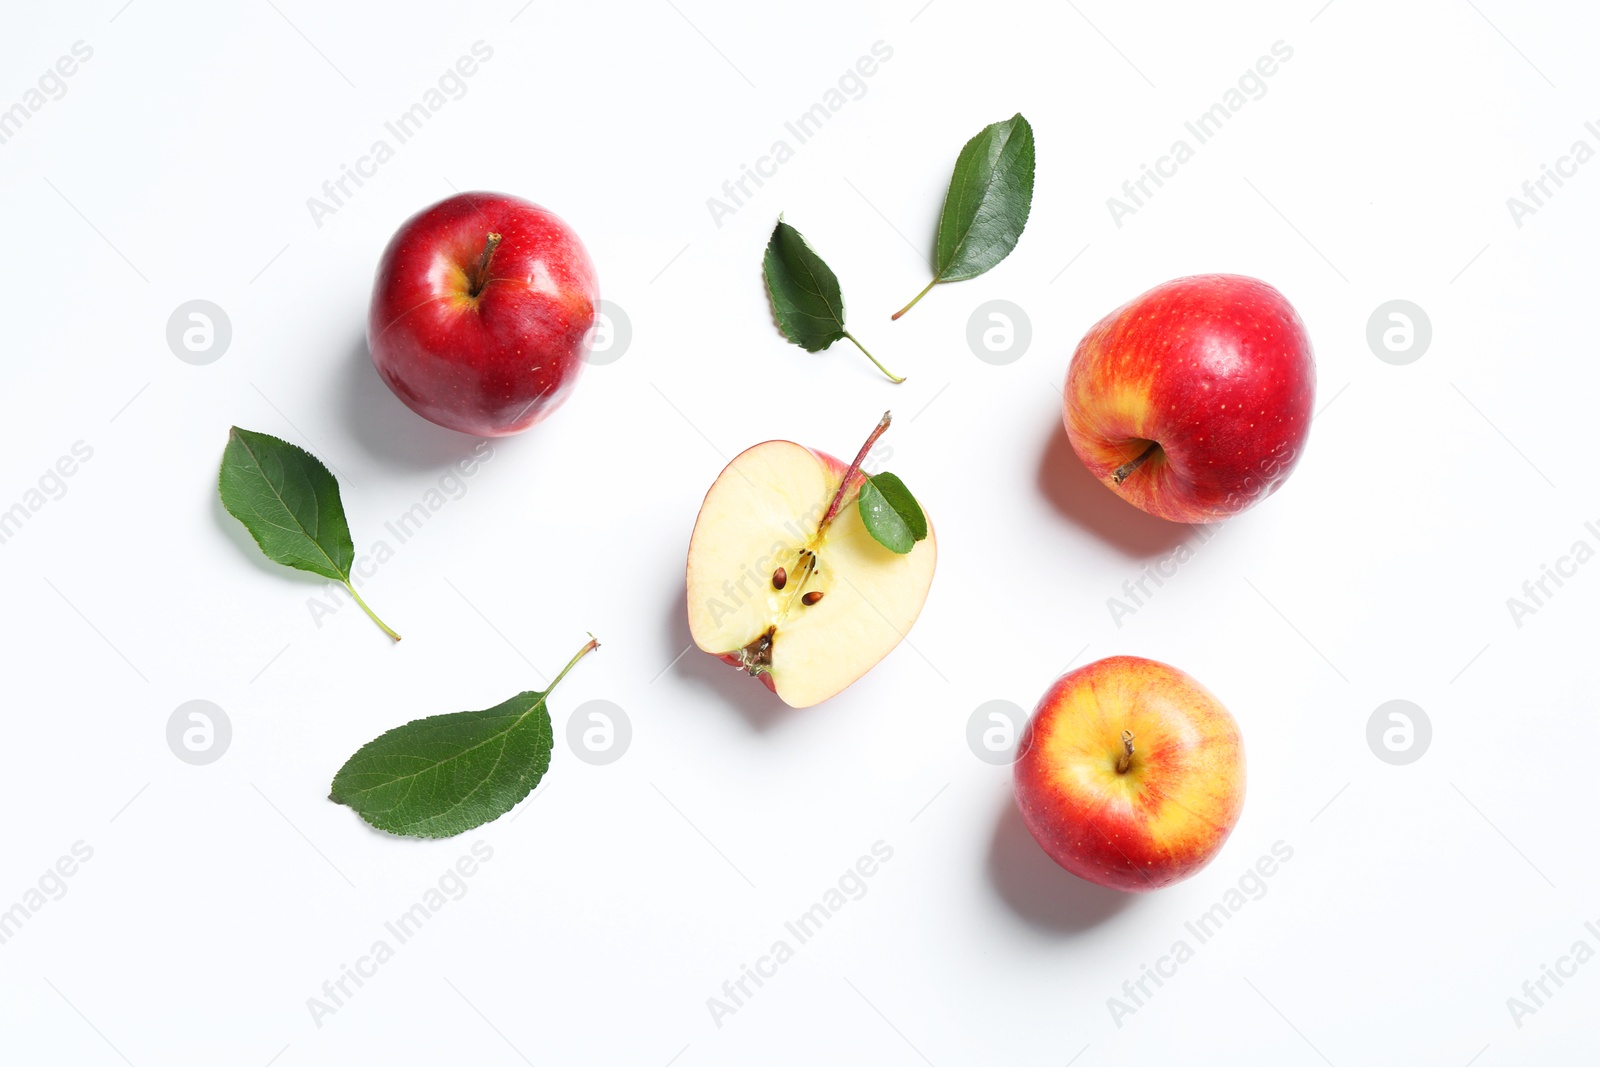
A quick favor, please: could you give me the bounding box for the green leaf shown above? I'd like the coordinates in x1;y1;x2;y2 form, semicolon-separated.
330;638;598;838
892;114;1035;319
857;472;928;555
763;218;904;383
219;426;399;640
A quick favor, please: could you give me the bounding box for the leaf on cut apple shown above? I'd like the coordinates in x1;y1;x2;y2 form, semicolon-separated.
892;113;1036;320
329;638;598;838
763;218;904;383
857;472;928;555
218;426;400;640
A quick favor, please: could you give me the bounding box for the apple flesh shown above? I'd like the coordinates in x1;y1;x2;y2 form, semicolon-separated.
368;191;599;437
1064;274;1314;523
1013;655;1245;892
685;440;935;708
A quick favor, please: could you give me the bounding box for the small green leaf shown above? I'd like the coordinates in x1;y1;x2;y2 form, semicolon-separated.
763;218;904;383
219;426;399;640
892;114;1036;319
330;638;598;838
857;472;928;555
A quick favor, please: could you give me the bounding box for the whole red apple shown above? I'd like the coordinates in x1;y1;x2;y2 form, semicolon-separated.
368;192;599;437
1064;274;1314;523
1014;655;1245;892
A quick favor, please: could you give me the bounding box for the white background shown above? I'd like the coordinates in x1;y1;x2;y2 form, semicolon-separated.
1;0;1596;1063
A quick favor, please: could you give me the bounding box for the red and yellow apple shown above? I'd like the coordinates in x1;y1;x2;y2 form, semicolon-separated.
368;191;598;437
1014;655;1245;892
1064;274;1314;523
685;430;935;709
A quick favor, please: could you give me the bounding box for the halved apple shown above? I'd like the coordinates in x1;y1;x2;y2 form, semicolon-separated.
685;436;936;708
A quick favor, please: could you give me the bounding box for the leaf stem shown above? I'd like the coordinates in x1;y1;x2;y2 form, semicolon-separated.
890;277;939;321
344;581;401;642
820;411;892;533
547;634;601;693
842;332;905;384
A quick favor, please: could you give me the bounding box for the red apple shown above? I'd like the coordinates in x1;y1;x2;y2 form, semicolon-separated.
1064;274;1314;523
368;192;599;437
1014;655;1245;892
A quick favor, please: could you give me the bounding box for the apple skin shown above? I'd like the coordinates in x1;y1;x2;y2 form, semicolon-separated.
368;192;599;437
1013;655;1245;893
1064;274;1314;523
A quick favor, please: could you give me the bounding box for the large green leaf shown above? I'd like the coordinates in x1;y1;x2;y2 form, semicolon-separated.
764;218;903;382
330;639;598;838
220;426;353;581
936;113;1036;280
219;426;398;640
892;114;1035;319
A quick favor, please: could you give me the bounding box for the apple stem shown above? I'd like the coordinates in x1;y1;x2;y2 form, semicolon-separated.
819;411;893;533
546;634;601;694
890;277;939;321
343;580;401;642
1115;730;1135;774
468;232;503;298
1113;442;1161;485
842;332;905;384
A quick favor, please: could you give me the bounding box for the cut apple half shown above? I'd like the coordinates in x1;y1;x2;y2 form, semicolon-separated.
685;439;936;708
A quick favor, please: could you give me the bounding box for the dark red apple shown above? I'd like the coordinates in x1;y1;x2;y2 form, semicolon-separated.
368;192;599;437
1064;274;1315;523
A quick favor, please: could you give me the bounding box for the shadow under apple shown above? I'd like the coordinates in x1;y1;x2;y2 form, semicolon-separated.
1036;417;1195;560
338;332;493;473
987;796;1135;934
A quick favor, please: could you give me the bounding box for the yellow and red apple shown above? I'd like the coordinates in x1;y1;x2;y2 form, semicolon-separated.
1014;655;1245;892
685;429;935;708
1064;274;1315;523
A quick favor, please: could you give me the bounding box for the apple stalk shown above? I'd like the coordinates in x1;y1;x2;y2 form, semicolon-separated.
1113;442;1161;485
819;411;893;533
467;232;503;298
